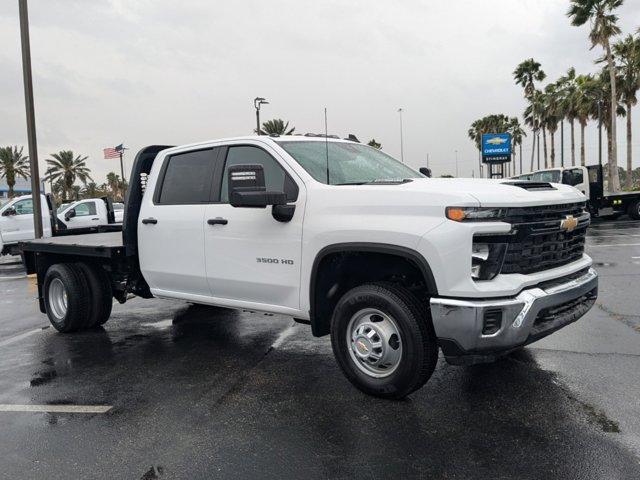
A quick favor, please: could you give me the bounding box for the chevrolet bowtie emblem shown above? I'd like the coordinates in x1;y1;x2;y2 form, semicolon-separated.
560;215;578;232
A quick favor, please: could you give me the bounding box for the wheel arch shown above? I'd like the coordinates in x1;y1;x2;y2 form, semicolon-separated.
309;242;438;337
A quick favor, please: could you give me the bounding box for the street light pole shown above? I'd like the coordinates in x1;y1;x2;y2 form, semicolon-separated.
454;149;458;177
398;108;404;163
18;0;42;238
597;99;603;168
254;97;268;135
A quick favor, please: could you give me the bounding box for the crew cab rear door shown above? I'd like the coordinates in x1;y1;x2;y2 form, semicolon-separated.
203;143;305;313
138;147;221;298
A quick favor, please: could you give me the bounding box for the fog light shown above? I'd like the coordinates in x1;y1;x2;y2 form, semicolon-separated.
471;240;507;281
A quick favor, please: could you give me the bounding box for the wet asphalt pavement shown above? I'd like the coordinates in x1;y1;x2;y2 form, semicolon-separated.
1;219;639;479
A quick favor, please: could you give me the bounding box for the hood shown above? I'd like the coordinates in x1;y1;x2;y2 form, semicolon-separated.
403;178;585;207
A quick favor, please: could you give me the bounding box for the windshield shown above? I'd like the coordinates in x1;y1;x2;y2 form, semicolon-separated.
277;141;422;185
530;170;561;183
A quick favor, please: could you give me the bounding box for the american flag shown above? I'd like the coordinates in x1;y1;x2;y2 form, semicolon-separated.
103;144;124;159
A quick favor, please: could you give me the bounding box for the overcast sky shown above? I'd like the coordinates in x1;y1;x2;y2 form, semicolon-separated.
1;0;640;184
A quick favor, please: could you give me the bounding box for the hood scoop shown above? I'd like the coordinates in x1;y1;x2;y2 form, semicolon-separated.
501;181;556;191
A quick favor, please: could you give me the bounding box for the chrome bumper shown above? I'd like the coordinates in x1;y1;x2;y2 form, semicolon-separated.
430;268;598;365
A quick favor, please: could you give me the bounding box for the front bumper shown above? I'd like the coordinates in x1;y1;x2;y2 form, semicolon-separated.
430;268;598;365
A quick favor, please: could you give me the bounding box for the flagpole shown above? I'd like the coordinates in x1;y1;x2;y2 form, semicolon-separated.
119;151;125;182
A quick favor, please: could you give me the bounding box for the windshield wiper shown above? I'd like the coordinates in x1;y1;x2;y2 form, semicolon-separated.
335;178;414;186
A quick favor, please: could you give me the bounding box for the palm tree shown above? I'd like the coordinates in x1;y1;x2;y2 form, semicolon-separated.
44;151;93;201
568;0;623;192
558;68;580;166
575;74;600;166
508;117;526;175
259;119;295;136
593;68;626;185
523;89;545;170
613;34;640;189
0;146;30;198
542;84;562;168
367;139;382;149
81;182;104;199
514;59;546;171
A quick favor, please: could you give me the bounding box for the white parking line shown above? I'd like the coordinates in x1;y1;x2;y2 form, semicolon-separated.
0;275;27;281
0;404;112;414
586;243;640;248
0;328;42;348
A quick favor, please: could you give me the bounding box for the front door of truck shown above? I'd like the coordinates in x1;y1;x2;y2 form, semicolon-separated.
1;198;35;243
61;201;100;230
138;148;220;298
203;144;304;312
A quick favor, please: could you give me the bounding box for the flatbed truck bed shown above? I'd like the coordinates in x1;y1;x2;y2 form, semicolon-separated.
20;232;125;258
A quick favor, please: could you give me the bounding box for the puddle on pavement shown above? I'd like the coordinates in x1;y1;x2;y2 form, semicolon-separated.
30;370;57;387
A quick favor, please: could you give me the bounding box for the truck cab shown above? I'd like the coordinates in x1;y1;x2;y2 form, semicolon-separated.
0;194;53;255
515;166;640;219
57;197;121;230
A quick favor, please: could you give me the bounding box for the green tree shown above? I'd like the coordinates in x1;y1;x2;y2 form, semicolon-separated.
568;0;623;192
575;74;600;166
508;117;526;175
542;83;562;168
0;146;30;198
558;68;580;166
81;182;104;199
44;150;93;201
613;33;640;189
259;119;295;136
367;139;382;149
513;59;546;170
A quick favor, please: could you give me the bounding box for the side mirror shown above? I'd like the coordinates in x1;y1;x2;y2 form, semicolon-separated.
228;164;287;208
419;167;432;178
2;206;16;217
64;208;76;221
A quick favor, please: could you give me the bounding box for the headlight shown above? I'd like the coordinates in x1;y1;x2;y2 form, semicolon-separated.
471;241;507;280
446;207;507;222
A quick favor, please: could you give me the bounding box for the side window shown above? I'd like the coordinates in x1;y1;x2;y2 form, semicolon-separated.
220;146;297;203
14;199;34;215
156;149;216;205
74;202;96;216
571;169;584;185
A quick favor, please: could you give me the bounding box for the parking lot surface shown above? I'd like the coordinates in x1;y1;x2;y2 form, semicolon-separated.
1;219;639;479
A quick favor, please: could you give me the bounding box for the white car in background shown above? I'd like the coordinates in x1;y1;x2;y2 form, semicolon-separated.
113;202;124;223
0;195;122;256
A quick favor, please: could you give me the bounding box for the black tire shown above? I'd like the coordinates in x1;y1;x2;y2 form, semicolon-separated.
43;263;91;333
330;282;438;399
75;262;113;328
628;200;640;221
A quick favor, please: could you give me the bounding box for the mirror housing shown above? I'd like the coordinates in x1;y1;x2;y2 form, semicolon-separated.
419;167;432;178
64;208;76;222
228;164;287;208
2;206;16;217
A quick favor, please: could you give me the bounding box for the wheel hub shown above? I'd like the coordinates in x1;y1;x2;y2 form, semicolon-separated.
346;309;403;378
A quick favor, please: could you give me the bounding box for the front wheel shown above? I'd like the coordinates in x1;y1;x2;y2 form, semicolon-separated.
330;283;438;399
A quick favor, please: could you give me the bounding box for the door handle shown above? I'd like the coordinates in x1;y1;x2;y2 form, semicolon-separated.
207;217;228;226
142;217;158;225
91;218;100;221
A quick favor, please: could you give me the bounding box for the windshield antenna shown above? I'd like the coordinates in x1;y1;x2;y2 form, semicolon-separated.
324;107;330;184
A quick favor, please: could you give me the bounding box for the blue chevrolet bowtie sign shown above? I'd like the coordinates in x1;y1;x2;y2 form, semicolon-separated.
481;133;512;164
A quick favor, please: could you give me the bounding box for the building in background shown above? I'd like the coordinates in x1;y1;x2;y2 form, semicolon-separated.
0;177;32;199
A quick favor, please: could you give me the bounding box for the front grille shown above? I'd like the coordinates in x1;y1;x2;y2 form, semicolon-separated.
500;202;588;275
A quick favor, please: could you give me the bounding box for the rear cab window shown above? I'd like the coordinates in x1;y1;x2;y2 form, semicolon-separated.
154;149;220;204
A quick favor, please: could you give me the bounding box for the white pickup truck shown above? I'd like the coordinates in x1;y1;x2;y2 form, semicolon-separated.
1;195;122;256
20;136;598;399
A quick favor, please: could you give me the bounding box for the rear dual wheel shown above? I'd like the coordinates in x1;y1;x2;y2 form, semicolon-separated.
43;263;113;332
